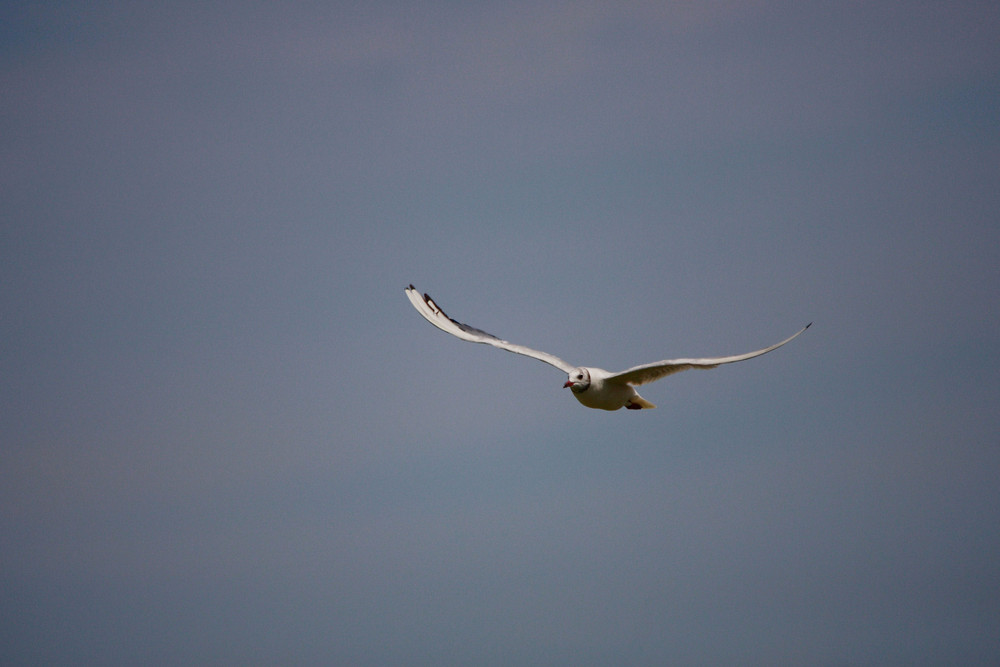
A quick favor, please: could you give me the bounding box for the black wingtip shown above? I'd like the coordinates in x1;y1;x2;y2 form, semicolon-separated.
805;322;812;329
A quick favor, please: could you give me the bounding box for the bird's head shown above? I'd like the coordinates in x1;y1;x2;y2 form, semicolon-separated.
563;367;591;393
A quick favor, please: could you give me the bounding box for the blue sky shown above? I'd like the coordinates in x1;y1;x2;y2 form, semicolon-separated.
3;2;999;664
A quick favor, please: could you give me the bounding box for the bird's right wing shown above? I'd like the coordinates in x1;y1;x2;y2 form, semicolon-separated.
405;285;575;374
606;323;811;386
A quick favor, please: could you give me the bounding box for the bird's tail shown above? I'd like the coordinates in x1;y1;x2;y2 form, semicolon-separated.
626;395;656;410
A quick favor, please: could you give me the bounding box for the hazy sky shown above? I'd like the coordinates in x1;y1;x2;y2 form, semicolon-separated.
3;2;999;664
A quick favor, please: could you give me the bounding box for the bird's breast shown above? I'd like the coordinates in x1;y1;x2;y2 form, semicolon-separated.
570;377;634;411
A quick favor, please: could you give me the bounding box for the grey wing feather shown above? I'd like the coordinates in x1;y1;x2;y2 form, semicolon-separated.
404;285;575;374
607;323;811;386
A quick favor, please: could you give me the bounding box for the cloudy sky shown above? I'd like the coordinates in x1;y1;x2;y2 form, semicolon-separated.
3;2;999;664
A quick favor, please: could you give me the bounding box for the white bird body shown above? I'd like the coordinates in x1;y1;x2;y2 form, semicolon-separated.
405;285;809;411
563;367;657;411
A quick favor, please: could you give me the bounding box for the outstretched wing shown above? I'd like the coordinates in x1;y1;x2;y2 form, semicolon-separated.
404;285;575;374
607;323;811;386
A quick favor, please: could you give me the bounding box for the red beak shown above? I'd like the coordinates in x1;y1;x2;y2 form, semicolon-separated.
563;380;574;388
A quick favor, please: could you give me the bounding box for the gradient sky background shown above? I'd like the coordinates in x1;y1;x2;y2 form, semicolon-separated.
3;2;999;664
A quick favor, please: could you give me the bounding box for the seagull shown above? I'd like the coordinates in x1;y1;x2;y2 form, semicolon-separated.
405;285;810;411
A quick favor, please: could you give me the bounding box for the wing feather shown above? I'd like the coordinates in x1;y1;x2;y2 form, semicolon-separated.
607;323;811;386
404;285;575;374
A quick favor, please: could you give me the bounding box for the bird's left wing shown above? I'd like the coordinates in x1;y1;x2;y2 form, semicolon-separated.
405;285;576;374
606;323;811;386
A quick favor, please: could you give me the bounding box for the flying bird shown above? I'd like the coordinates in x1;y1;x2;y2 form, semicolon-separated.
405;285;810;411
